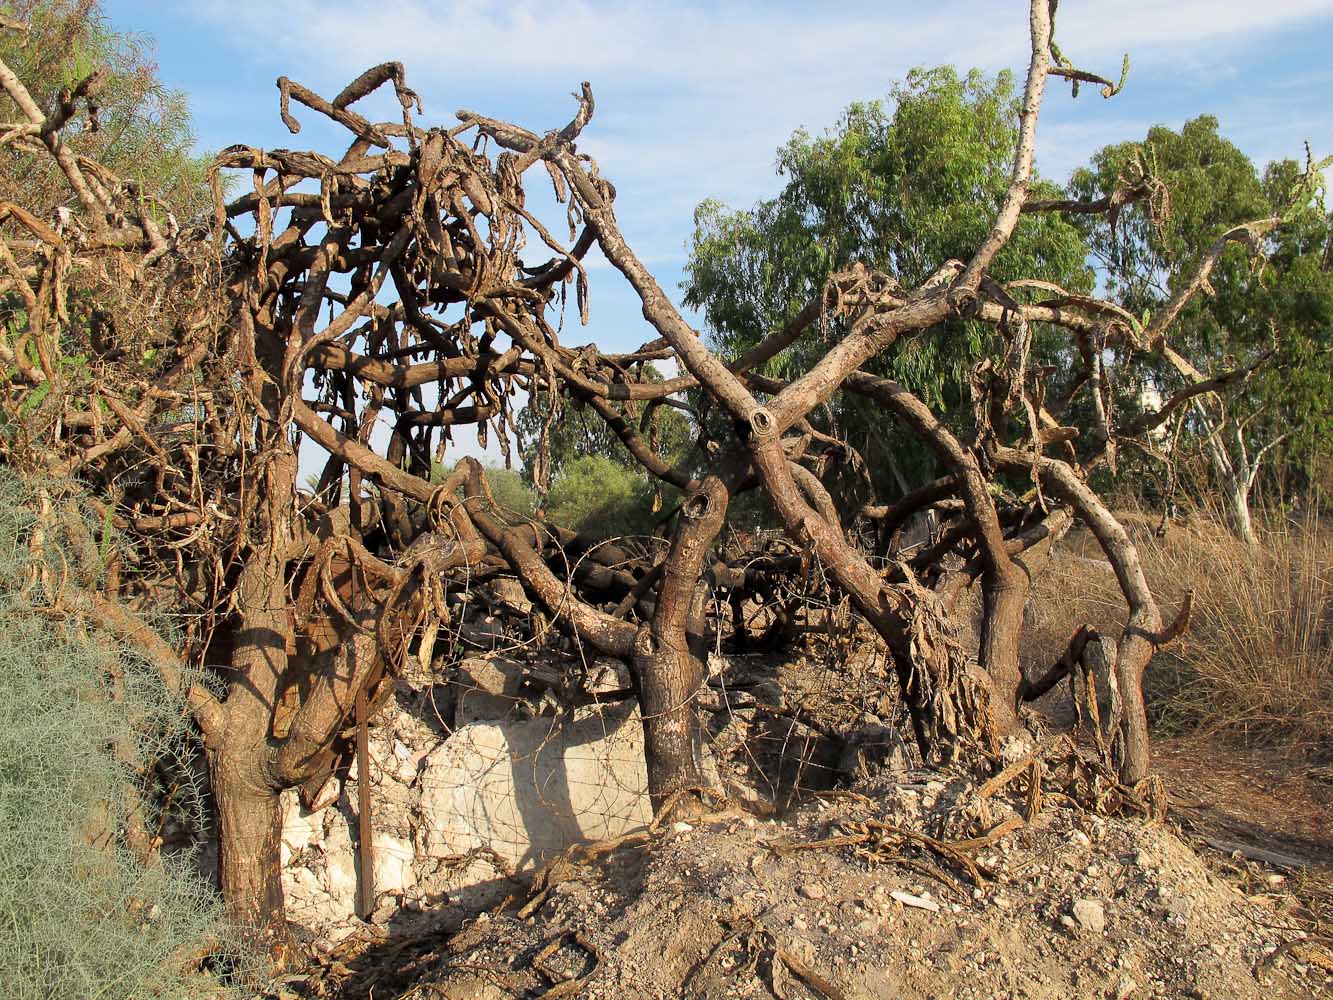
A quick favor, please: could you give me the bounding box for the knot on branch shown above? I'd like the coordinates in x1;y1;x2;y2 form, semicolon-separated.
681;491;711;520
946;284;980;320
745;406;776;441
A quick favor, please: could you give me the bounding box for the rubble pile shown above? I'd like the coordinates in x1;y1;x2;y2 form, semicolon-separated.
403;763;1330;1000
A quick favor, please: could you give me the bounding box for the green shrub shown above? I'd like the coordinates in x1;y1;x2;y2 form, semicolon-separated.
479;464;538;518
542;454;655;538
432;461;539;519
0;475;238;999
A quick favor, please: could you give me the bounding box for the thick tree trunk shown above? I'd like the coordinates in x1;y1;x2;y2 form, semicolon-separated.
978;568;1028;728
634;627;708;812
212;445;300;954
635;476;730;813
993;447;1163;785
842;373;1024;730
1111;627;1155;785
211;748;291;960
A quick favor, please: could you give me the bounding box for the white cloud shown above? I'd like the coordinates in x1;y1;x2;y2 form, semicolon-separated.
183;0;1332;305
198;1;1333;91
193;1;1331;193
1046;0;1333;56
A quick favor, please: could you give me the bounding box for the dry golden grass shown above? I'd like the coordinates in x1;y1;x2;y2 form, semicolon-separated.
1025;506;1333;760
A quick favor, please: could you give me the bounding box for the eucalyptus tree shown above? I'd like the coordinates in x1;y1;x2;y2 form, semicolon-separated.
1069;117;1332;538
685;66;1093;495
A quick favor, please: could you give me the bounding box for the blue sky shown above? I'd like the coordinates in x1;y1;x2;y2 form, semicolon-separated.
100;1;1333;464
103;0;1333;350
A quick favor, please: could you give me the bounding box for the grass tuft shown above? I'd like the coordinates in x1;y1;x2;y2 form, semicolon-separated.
1026;504;1332;761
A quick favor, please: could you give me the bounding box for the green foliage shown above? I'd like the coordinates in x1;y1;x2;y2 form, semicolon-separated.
515;365;693;536
433;461;538;519
0;473;239;999
1070;117;1333;490
541;454;657;538
0;0;215;223
478;464;538;518
1068;116;1270;310
0;2;223;466
685;67;1091;489
515;393;628;486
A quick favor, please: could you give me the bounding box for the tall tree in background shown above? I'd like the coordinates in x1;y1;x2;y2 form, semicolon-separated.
1069;117;1333;539
0;0;212;221
685;67;1092;497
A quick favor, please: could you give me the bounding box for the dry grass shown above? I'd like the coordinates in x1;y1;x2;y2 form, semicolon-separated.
1024;506;1332;760
1142;511;1332;756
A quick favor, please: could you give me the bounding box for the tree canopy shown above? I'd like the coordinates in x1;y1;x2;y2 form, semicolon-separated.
685;67;1092;490
1070;115;1333;503
689;79;1331;515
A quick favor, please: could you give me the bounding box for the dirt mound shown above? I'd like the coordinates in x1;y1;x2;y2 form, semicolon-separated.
306;761;1330;1000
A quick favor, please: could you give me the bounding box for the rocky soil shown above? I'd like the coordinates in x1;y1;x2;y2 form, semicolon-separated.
282;754;1331;1000
266;602;1331;1000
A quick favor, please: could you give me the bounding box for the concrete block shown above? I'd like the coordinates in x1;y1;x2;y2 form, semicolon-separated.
417;699;652;872
454;655;526;725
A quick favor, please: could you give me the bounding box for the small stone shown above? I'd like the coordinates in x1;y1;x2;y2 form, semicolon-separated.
1165;896;1193;922
1072;898;1106;934
798;883;826;900
671;821;694;834
784;936;816;967
891;890;941;913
